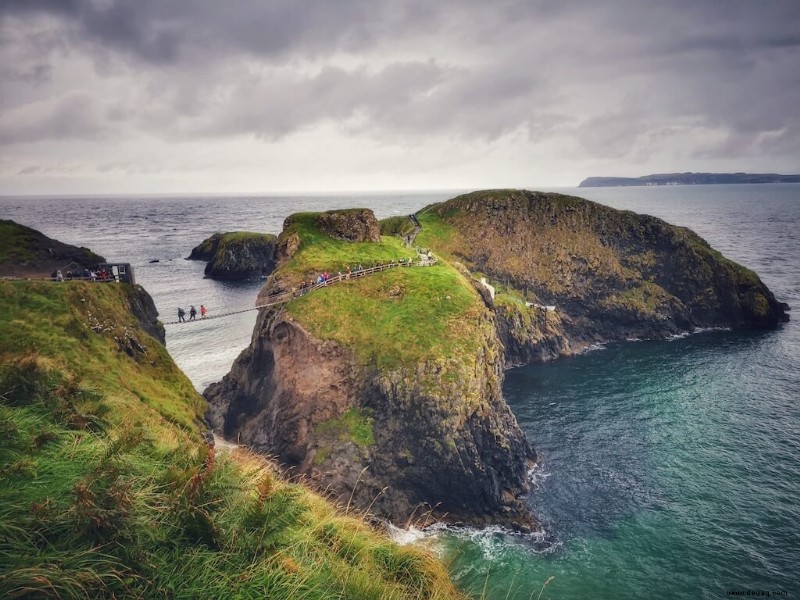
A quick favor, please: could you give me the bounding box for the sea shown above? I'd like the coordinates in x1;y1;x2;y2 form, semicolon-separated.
1;184;798;600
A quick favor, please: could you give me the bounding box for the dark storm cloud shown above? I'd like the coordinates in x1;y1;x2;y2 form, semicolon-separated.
0;0;441;64
1;0;799;181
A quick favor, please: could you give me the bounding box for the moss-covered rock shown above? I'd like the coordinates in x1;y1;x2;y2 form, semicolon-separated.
205;189;790;531
416;189;789;362
315;208;381;243
188;231;278;281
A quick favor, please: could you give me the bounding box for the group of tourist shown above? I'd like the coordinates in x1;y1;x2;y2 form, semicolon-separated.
51;267;113;282
177;304;207;323
298;258;420;290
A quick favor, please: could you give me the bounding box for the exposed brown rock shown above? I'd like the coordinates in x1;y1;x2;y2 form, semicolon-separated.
315;209;381;243
205;298;536;531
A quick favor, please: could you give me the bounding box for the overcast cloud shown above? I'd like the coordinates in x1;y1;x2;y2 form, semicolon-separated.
1;0;798;194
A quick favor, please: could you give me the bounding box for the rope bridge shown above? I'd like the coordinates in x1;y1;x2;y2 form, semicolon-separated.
164;255;436;326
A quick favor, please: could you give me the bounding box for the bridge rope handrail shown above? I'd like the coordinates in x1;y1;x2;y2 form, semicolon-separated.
163;255;437;326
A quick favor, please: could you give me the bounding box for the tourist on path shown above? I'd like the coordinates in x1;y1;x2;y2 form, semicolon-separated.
178;307;186;323
189;305;197;321
200;305;207;319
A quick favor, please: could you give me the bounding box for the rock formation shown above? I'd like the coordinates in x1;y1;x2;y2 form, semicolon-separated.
415;190;789;365
206;210;536;530
187;232;278;281
315;208;381;243
205;192;790;531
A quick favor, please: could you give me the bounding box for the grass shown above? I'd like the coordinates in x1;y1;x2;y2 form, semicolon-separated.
602;281;672;316
0;281;203;433
286;265;485;371
414;212;462;260
0;280;464;600
0;220;38;264
279;213;416;285
220;231;277;243
273;210;499;408
380;216;417;238
315;407;375;448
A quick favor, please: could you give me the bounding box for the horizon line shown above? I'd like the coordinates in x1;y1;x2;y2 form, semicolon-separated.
0;185;584;199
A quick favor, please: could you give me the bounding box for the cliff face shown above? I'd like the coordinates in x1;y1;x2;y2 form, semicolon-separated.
205;210;536;529
128;284;166;344
417;190;789;363
187;231;278;281
206;300;535;529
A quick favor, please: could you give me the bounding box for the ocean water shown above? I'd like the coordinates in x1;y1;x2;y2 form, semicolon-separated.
2;184;798;599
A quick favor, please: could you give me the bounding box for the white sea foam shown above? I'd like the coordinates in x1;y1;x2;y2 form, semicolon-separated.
577;342;607;354
667;326;731;341
528;464;552;490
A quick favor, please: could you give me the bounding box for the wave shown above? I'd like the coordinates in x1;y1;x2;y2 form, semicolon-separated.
666;326;732;341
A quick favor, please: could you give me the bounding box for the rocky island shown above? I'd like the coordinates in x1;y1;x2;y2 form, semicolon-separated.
206;190;789;532
187;231;278;280
415;190;789;365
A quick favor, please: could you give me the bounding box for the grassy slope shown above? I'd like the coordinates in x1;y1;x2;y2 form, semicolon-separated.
278;213;416;285
0;220;40;264
0;281;461;600
281;213;490;378
414;191;769;319
0;220;104;276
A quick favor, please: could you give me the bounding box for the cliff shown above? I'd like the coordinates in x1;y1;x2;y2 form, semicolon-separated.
0;239;462;598
415;189;789;365
0;219;105;278
580;172;800;187
187;231;278;280
205;210;536;530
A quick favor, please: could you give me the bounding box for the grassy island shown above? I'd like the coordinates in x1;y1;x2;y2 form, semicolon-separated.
278;212;493;387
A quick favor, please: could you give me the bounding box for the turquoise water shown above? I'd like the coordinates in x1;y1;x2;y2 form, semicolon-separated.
437;185;800;599
3;184;798;599
442;330;799;599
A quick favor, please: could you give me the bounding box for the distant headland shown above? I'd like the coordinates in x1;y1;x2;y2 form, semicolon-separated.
579;172;800;188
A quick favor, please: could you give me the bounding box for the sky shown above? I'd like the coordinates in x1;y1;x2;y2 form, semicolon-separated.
1;0;799;195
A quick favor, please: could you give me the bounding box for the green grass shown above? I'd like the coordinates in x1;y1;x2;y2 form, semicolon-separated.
0;220;40;264
279;213;415;285
286;265;484;371
220;231;277;243
414;212;461;258
315;408;375;448
0;281;203;433
0;281;463;600
380;216;416;238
